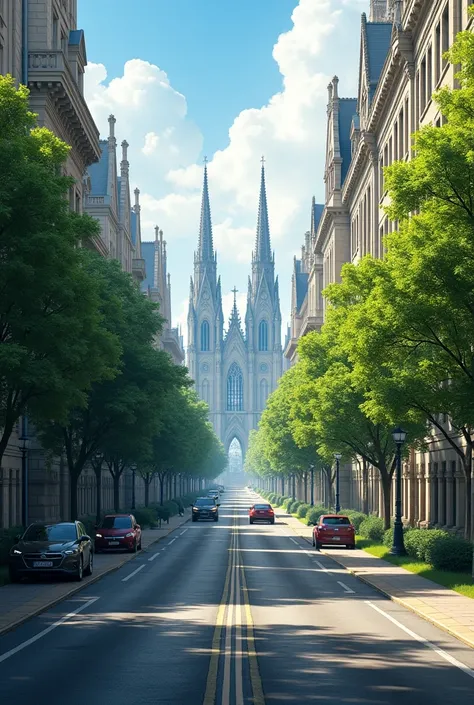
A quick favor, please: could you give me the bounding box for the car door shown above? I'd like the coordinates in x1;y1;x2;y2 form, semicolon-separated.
78;522;90;562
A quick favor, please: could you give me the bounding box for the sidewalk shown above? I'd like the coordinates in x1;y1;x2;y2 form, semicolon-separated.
276;507;474;650
0;510;191;637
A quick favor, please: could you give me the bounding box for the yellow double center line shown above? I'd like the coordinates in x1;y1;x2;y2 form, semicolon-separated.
203;511;265;705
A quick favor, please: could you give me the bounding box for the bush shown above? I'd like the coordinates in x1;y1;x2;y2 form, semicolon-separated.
306;506;330;526
359;516;385;542
163;500;180;517
382;525;412;548
426;536;473;572
268;493;277;504
282;497;294;512
133;507;158;528
404;528;450;562
155;505;171;522
297;504;311;519
344;511;368;532
289;500;303;514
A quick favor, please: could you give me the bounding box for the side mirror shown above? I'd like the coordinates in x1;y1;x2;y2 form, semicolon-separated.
15;534;21;542
81;535;90;542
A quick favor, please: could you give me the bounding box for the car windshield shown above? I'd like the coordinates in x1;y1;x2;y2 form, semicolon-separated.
23;524;77;542
195;498;215;507
254;504;271;510
101;516;132;529
321;517;351;525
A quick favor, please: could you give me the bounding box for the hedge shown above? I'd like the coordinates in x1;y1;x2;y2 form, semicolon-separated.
404;528;449;562
306;506;330;526
359;516;384;542
426;536;473;572
343;511;368;532
296;503;311;519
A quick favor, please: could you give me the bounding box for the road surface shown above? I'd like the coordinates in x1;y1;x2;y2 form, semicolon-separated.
0;488;473;704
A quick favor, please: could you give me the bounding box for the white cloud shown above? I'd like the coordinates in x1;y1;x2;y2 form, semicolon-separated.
85;0;364;348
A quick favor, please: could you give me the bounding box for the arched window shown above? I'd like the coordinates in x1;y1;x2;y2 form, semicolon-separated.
258;320;268;351
201;320;210;351
227;363;243;411
201;379;210;405
260;379;268;410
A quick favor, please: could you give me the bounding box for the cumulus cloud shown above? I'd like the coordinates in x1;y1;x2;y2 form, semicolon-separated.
85;0;364;346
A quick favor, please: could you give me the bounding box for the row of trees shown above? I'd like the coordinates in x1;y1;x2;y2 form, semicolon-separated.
246;21;474;539
0;75;226;520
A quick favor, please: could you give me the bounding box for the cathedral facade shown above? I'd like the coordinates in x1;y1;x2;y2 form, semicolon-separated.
187;163;283;458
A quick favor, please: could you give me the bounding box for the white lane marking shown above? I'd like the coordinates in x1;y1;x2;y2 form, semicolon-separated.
180;529;188;536
365;601;474;679
0;597;100;664
167;537;177;545
289;537;299;545
122;564;145;582
234;541;244;705
337;581;355;594
315;560;330;573
148;552;160;562
222;545;236;705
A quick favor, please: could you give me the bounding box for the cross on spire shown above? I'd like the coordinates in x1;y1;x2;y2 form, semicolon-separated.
231;286;238;302
261;155;265;166
203;155;208;165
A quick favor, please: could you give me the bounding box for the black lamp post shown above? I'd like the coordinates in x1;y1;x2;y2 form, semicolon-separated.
131;464;136;510
19;420;30;528
391;427;407;555
334;454;342;513
310;464;315;506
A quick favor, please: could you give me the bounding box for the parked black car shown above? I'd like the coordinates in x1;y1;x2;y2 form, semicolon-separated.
191;497;219;522
9;521;93;583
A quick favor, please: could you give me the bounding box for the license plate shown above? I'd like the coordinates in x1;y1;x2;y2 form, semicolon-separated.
108;541;120;546
33;561;53;567
332;537;340;541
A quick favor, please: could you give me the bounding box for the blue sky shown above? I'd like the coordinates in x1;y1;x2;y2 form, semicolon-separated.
80;1;366;339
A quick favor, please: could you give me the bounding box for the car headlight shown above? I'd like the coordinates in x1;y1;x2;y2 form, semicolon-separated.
95;533;103;538
192;507;198;511
64;548;79;555
211;507;217;511
11;548;22;555
125;532;134;538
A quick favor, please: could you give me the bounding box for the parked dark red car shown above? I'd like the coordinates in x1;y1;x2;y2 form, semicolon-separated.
95;514;142;553
312;515;355;549
249;503;275;524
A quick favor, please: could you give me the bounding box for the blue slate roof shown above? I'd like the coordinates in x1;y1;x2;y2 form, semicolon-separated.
313;203;324;231
131;210;137;247
141;242;155;293
117;177;122;219
88;141;108;196
366;22;392;101
339;99;357;184
69;29;83;46
296;272;308;310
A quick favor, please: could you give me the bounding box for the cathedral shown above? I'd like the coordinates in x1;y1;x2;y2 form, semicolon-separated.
187;163;283;461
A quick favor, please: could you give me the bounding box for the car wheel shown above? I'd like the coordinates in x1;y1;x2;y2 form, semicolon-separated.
8;567;20;583
130;540;138;553
214;516;219;522
84;551;93;576
192;516;197;522
349;544;356;550
315;541;321;550
270;519;275;524
249;519;253;524
138;539;142;550
75;556;84;581
312;537;315;546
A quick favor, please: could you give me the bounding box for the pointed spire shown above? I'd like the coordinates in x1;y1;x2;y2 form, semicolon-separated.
228;286;242;331
255;157;272;262
198;158;214;261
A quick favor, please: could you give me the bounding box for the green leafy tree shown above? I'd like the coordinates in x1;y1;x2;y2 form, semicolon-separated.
0;76;118;464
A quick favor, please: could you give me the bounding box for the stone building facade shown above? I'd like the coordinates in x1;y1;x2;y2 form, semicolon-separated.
187;163;283;458
284;0;474;537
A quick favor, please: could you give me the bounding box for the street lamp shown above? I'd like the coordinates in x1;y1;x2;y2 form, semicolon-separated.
334;453;342;513
19;434;30;528
309;464;315;506
391;427;407;555
131;464;136;510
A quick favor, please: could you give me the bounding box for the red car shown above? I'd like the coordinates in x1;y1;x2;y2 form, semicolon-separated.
249;503;275;524
312;515;355;549
95;514;142;553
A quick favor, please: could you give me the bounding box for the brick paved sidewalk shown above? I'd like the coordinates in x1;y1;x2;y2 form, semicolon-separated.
0;510;191;636
275;506;474;649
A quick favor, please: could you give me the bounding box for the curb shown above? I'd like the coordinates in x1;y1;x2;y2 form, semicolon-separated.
277;511;474;651
0;515;190;638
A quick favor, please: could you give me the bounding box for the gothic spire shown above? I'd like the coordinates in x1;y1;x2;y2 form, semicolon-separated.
255;157;272;262
228;286;242;331
198;158;214;261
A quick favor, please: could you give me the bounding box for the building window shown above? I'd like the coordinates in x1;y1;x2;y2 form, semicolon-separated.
258;320;268;351
227;363;243;411
260;379;268;410
200;320;210;351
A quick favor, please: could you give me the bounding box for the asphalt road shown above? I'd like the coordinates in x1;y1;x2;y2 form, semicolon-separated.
0;487;474;704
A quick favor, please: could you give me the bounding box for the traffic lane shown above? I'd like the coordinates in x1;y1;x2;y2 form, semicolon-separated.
0;513;233;705
240;521;474;704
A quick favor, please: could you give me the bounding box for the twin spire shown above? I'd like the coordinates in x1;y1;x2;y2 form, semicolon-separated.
196;157;272;265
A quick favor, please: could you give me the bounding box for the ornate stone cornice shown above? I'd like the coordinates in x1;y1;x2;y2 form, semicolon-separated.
342;130;377;204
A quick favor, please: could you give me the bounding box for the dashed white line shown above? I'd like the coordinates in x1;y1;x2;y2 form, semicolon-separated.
0;597;100;663
167;537;177;545
289;537;298;545
180;529;188;536
122;564;145;582
315;560;330;573
337;581;355;594
365;601;474;679
148;552;161;562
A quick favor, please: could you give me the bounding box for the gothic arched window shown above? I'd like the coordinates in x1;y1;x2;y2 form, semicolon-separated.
258;320;268;351
227;363;243;412
201;320;210;351
260;379;269;410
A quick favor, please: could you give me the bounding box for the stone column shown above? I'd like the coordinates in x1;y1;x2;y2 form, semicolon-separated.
417;467;425;525
437;463;446;527
455;472;465;531
445;463;454;527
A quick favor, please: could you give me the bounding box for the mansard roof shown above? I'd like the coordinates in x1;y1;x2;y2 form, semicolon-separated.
313;202;324;232
339;98;357;184
296;270;309;310
363;15;392;103
89;140;109;197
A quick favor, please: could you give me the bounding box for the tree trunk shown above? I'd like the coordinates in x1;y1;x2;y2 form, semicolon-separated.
159;474;164;505
303;473;308;503
113;468;120;512
380;471;392;530
281;477;285;496
145;476;150;507
70;471;79;520
362;458;369;516
94;466;102;525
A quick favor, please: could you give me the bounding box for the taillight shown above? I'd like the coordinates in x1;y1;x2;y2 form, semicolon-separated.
269;510;274;514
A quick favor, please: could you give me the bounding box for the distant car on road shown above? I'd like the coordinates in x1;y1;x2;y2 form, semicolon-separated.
192;497;219;522
95;514;142;553
9;521;93;582
249;503;275;524
207;490;220;505
312;515;355;549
